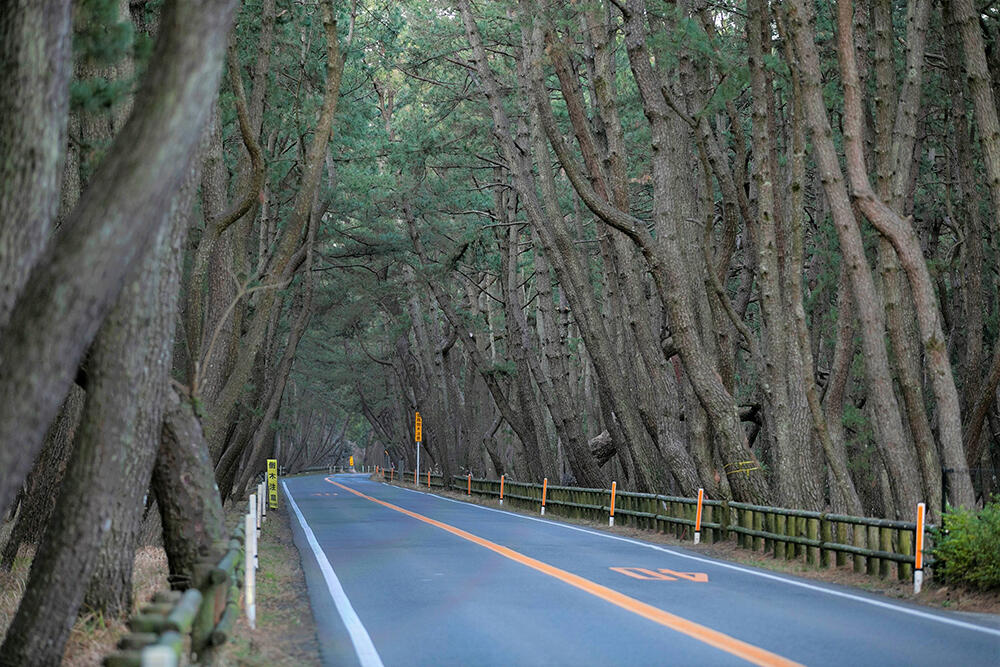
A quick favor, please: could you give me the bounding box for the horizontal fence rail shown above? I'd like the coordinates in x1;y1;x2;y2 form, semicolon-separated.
377;469;934;588
104;482;270;666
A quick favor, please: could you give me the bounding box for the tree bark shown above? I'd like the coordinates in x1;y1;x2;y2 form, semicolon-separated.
83;125;201;617
0;0;73;328
0;0;239;519
781;0;922;517
153;388;228;591
833;0;972;508
0;385;84;571
201;0;341;460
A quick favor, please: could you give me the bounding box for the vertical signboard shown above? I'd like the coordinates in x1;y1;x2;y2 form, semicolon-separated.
415;411;422;482
267;459;278;509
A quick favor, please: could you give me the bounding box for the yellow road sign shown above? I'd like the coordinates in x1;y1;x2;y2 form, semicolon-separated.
267;458;278;509
415;412;422;442
349;455;354;467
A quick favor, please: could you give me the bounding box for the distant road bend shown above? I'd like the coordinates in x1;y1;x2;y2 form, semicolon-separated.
282;473;1000;666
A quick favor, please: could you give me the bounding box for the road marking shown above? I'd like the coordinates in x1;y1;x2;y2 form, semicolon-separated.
325;477;799;667
283;481;385;667
611;567;709;582
383;479;1000;639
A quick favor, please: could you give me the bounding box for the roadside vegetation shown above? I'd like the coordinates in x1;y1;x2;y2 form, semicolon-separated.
932;499;1000;592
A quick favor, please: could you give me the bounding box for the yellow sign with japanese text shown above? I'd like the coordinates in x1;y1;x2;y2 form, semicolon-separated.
267;459;278;509
415;412;422;442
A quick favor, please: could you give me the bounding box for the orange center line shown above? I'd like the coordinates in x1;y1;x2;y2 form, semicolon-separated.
324;477;800;667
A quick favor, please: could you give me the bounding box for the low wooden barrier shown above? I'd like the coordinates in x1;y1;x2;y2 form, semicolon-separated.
103;482;269;666
381;471;933;585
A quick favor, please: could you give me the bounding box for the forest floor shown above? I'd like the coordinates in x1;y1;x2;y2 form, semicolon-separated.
382;478;1000;616
0;543;170;665
0;500;322;665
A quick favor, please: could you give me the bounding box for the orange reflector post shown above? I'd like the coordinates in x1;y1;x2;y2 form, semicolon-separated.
427;470;431;488
414;470;417;484
541;478;548;515
914;502;925;569
694;488;704;544
609;481;617;527
914;502;926;593
467;474;471;495
390;468;394;482
500;474;505;505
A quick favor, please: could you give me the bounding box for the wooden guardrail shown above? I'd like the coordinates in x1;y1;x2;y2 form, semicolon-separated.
103;481;269;666
379;470;933;586
377;467;446;489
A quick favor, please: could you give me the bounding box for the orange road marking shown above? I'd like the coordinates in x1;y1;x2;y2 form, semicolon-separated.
660;569;709;583
611;567;677;581
324;477;800;667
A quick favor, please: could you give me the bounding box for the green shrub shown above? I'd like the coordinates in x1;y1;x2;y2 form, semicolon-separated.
931;499;1000;591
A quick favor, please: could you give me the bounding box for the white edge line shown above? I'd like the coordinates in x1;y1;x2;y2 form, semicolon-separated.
282;480;385;667
369;476;1000;639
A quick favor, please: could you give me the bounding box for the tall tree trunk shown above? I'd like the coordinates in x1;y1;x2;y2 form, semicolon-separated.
152;388;227;591
83;128;202;617
0;0;73;328
201;0;342;459
952;0;1000;475
782;0;922;517
833;0;972;508
0;107;205;665
0;385;84;571
0;0;239;518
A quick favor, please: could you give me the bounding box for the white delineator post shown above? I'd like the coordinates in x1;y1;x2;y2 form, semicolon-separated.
914;502;926;594
541;477;548;515
609;481;617;527
244;511;256;629
694;488;704;544
248;496;259;570
257;483;264;529
261;481;267;522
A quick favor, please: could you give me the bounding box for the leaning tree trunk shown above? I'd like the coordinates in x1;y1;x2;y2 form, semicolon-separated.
0;0;239;519
0;0;72;328
83;131;202;617
0;103;207;667
952;0;1000;474
200;0;342;461
153;388;228;591
781;0;922;516
0;384;84;571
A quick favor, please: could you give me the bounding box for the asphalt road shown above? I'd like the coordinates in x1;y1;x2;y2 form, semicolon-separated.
282;473;1000;667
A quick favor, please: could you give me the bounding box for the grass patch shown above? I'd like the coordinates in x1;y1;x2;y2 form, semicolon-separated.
218;500;321;666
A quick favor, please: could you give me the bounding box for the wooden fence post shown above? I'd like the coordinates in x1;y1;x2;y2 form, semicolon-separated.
807;517;819;566
820;515;831;568
720;499;730;541
774;514;786;560
899;527;913;582
879;526;892;579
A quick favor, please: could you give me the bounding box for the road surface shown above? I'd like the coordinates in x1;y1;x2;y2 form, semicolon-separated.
282;473;1000;666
